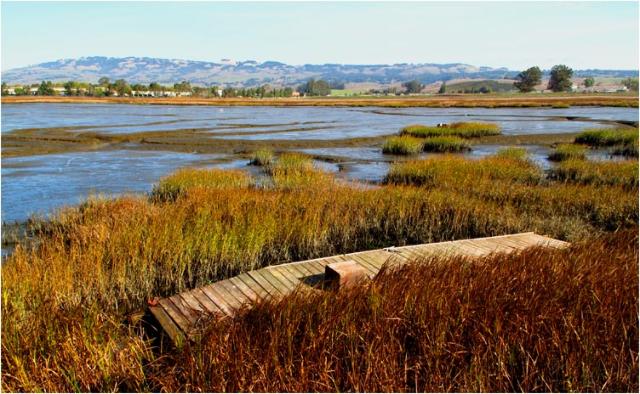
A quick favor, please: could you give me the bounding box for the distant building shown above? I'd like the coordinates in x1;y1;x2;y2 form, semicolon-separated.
291;91;300;98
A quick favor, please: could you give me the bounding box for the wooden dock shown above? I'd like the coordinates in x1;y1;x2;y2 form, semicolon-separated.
149;232;569;344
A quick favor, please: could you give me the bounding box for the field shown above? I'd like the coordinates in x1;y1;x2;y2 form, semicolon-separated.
2;93;638;108
2;149;638;392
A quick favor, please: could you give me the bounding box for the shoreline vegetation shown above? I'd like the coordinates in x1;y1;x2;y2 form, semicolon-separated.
1;93;638;108
2;148;638;391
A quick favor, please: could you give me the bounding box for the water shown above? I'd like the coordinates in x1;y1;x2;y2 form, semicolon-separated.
2;104;637;223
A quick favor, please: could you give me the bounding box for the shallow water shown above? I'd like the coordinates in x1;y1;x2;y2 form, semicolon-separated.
1;104;637;223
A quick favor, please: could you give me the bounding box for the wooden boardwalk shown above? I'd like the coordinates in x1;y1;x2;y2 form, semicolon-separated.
149;232;569;344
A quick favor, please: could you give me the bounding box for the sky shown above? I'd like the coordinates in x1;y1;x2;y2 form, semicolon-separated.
1;1;638;71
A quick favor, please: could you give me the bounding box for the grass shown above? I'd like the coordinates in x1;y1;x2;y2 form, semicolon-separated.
611;139;639;158
156;230;638;392
574;128;638;147
249;148;274;166
548;143;587;161
549;159;639;189
2;152;638;391
381;136;424;155
150;168;252;201
400;122;501;138
422;136;471;152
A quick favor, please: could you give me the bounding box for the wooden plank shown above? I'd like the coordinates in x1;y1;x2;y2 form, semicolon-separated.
200;285;235;316
209;281;244;310
347;254;380;277
179;292;207;315
169;295;199;325
289;261;316;276
248;270;285;297
268;266;300;288
149;305;185;345
217;279;252;306
259;269;295;294
191;288;223;315
236;272;270;300
283;263;311;279
278;264;306;280
158;298;192;333
229;276;260;302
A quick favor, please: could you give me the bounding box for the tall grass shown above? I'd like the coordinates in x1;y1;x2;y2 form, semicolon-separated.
574;128;638;147
400;122;501;138
2;152;638;391
422;136;471;152
381;136;424;155
548;143;587;161
249;148;274;166
157;230;638;392
549;159;639;189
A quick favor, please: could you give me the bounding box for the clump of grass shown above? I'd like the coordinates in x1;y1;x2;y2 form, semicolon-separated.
611;139;639;158
548;144;587;161
549;159;638;189
385;150;542;187
249;148;274;166
422;136;471;153
551;103;571;109
400;122;501;139
382;136;424;155
266;152;334;189
574;128;638;147
151;168;252;201
158;230;638;392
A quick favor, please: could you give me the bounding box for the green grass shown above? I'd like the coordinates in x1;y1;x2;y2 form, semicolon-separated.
548;144;587;161
249;148;274;166
422;136;471;152
574;128;638;147
611;140;639;158
382;136;424;155
151;168;252;201
400;122;501;139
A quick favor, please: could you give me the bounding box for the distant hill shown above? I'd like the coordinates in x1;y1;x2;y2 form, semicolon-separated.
2;56;637;87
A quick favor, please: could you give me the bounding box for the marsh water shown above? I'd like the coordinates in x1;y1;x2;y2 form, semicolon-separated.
2;103;637;222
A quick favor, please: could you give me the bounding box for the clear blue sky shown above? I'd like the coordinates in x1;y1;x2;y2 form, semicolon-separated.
1;1;638;71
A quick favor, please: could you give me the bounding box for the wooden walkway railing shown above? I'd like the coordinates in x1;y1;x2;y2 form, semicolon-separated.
149;232;569;344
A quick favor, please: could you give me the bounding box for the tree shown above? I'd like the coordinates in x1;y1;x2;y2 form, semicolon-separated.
298;79;331;96
174;80;192;93
98;77;110;87
547;65;574;92
36;81;55;96
514;66;542;93
622;77;639;92
583;77;595;88
63;81;77;96
402;79;423;94
1;82;7;95
112;79;131;96
438;82;447;94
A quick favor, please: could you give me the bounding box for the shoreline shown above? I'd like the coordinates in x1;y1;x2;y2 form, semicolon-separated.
2;94;638;108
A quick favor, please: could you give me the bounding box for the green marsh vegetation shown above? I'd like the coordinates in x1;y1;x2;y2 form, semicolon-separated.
381;136;424;155
548;143;587;161
2;149;638;391
421;136;471;152
575;127;639;157
400;122;501;139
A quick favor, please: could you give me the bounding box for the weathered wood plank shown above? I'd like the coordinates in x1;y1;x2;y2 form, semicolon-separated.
229;276;260;302
248;270;285;297
200;285;235;316
149;305;185;345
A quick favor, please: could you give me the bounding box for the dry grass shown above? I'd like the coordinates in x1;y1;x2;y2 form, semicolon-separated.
575;128;639;148
549;159;639;189
249;148;275;166
422;136;472;152
2;152;638;392
157;230;638;392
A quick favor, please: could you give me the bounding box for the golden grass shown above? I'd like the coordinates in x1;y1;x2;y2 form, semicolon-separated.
575;128;638;147
381;136;424;155
249;148;275;166
421;136;472;152
549;159;639;189
2;152;638;391
156;230;638;392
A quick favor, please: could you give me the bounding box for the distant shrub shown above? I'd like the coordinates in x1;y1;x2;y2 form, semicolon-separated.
548;144;587;162
422;136;471;153
382;136;424;155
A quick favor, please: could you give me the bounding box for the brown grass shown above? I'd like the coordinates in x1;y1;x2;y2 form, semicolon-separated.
156;230;638;392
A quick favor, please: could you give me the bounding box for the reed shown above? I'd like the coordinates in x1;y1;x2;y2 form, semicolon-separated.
574;128;639;147
421;136;471;152
381;136;424;155
249;148;274;166
549;159;639;189
548;143;587;161
400;122;501;139
2;152;638;392
157;230;638;392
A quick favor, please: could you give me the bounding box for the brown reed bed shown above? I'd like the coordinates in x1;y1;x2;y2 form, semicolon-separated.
1;152;638;392
154;230;638;392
